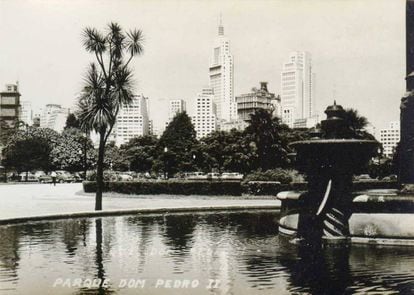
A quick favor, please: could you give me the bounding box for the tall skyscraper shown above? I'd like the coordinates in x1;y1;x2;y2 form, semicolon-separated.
208;18;237;125
114;94;149;146
192;88;217;139
40;104;69;132
280;51;316;128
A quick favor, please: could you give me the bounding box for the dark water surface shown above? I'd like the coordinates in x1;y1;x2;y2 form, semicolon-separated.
1;210;414;294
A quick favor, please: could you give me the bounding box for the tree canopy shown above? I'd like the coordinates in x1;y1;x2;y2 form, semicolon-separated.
157;112;197;174
65;113;81;130
245;109;290;171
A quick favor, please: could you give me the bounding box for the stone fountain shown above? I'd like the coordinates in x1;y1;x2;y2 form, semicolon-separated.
278;0;414;246
278;102;378;246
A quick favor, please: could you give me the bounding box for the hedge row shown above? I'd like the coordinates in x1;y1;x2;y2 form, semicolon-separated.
83;180;243;196
83;179;399;196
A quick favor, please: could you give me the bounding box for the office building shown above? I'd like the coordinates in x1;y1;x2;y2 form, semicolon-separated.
40;104;69;132
166;99;186;128
192;88;217;139
208;19;237;125
380;121;400;158
236;82;281;121
114;94;149;146
20;100;33;126
0;83;21;128
280;51;316;128
169;99;186;120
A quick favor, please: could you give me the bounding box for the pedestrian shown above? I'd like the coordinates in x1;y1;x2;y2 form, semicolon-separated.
51;171;57;186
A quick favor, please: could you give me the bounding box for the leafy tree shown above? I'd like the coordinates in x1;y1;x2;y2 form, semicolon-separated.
222;129;256;174
158;112;197;175
0;119;27;147
65;113;80;130
51;128;95;172
2;137;51;174
4;126;60;149
199;131;228;173
2;126;95;173
120;135;158;172
76;23;144;210
104;142;129;171
245;109;289;171
368;158;394;179
200;129;255;174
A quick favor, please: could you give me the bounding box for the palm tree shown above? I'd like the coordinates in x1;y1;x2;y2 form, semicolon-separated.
343;108;373;139
76;23;144;210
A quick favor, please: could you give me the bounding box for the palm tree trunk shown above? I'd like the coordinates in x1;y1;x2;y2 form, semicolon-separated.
95;131;105;210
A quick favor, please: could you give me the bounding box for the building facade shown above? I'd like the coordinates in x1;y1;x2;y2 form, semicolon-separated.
40;104;69;132
208;20;237;125
169;99;186;120
0;83;21;128
114;95;149;146
20;100;33;126
280;51;316;128
192;88;217;139
236;82;281;121
380;121;400;158
166;99;186;128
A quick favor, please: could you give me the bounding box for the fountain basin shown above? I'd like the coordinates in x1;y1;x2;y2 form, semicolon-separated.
278;189;414;245
291;139;378;173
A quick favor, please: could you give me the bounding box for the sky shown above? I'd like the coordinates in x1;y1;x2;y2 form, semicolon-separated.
0;0;406;134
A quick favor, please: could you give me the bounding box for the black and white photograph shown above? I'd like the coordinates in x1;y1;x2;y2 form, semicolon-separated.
0;0;413;294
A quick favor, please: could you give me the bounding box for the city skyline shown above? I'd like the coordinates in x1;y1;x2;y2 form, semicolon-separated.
0;0;405;132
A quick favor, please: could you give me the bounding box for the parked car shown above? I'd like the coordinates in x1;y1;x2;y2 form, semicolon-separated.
72;172;83;182
19;172;38;182
186;172;207;180
382;174;397;181
55;170;75;183
118;174;133;181
7;172;20;182
37;171;52;183
221;172;244;180
207;172;221;180
354;174;376;182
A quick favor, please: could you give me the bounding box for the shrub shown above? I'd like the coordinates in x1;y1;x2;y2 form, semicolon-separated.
86;170;125;181
83;180;242;196
244;169;295;184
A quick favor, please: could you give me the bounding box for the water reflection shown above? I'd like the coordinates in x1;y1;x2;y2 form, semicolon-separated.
277;243;351;294
61;219;90;257
1;211;414;294
0;227;20;284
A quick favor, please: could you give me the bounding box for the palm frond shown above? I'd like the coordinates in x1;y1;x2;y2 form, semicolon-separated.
111;67;135;105
107;22;125;60
83;28;107;54
126;29;144;56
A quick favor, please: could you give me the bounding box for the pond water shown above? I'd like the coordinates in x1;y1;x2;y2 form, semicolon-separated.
1;210;414;294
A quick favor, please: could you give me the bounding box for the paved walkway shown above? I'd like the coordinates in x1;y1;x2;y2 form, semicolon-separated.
0;183;280;222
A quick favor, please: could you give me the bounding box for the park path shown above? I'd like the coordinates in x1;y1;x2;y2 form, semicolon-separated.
0;183;280;222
